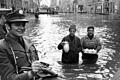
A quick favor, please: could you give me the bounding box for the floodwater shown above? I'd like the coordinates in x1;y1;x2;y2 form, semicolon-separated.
25;13;120;80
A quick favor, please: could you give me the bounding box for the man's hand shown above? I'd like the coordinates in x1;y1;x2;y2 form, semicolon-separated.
83;49;97;54
61;41;66;46
28;61;43;79
32;61;42;73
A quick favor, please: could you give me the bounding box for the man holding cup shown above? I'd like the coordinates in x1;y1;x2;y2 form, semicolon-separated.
58;24;82;64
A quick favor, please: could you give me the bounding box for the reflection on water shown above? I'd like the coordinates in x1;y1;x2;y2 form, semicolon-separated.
25;13;120;80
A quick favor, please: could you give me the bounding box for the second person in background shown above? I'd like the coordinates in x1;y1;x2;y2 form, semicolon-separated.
81;26;102;64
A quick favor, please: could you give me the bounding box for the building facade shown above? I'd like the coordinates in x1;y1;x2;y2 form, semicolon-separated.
117;0;120;14
0;0;12;8
22;0;38;12
58;0;74;12
111;0;120;14
0;0;23;10
50;0;57;8
91;0;120;14
0;0;6;8
22;0;29;10
77;0;94;13
15;0;22;9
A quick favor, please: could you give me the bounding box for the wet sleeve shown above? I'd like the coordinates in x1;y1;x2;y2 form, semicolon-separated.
57;37;65;50
0;47;30;80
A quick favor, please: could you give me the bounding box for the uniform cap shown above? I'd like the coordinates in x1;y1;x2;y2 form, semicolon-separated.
6;9;28;23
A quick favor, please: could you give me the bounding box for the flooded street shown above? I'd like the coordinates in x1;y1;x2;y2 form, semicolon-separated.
25;13;120;80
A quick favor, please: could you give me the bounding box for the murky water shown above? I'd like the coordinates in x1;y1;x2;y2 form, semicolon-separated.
25;13;120;80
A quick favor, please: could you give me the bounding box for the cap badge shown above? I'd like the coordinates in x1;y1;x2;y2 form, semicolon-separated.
19;10;23;14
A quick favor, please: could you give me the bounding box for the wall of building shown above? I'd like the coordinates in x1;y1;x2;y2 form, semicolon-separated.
6;0;12;8
57;0;120;14
112;0;120;14
118;0;120;14
59;0;74;12
0;0;5;8
15;0;22;9
28;0;38;12
22;0;28;9
50;0;57;7
77;0;86;12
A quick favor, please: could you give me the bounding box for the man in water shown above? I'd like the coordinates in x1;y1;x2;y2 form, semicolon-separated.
81;26;101;64
58;24;82;64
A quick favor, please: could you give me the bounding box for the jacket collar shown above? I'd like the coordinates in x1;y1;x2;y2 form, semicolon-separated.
5;34;33;52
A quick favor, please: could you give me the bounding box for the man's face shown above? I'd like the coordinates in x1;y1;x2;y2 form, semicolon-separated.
9;22;26;37
87;28;94;37
69;29;76;36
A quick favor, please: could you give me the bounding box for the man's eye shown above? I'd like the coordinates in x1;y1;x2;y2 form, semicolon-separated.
15;23;25;26
15;24;20;26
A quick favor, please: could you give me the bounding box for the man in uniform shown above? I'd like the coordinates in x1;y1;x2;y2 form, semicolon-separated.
81;26;101;64
58;24;82;64
0;9;44;80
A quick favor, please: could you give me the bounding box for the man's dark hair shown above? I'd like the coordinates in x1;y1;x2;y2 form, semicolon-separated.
87;26;94;31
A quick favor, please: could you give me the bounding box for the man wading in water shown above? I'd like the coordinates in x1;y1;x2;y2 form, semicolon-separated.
58;24;82;64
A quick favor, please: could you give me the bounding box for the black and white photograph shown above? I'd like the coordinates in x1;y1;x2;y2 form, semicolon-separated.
0;0;120;80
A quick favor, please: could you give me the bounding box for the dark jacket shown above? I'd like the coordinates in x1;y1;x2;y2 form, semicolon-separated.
58;35;82;64
0;34;39;80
